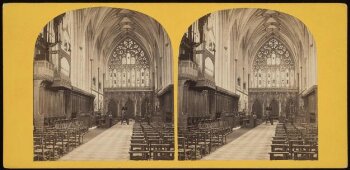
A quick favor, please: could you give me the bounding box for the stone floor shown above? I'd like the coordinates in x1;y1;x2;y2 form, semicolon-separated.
201;122;277;160
59;121;134;161
80;126;107;145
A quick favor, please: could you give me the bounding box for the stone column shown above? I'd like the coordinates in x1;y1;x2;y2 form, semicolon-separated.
58;89;65;118
134;99;137;117
262;101;265;116
67;90;72;119
138;97;142;117
117;101;121;117
177;80;185;128
103;94;108;114
248;95;252;114
203;90;209;116
279;101;281;117
34;80;44;128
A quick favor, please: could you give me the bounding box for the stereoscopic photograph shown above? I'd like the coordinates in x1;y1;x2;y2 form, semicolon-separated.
33;7;174;161
177;8;318;160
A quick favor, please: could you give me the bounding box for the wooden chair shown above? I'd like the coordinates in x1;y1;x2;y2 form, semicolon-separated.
271;144;288;152
67;129;80;151
129;150;150;160
34;134;50;161
43;133;60;160
196;131;210;156
269;152;290;160
54;130;68;156
272;140;287;145
293;151;317;160
178;137;192;160
151;143;173;160
153;150;174;160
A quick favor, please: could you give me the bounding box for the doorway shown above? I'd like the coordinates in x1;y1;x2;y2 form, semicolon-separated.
141;97;150;118
270;99;279;118
124;98;134;118
252;99;263;119
108;99;118;118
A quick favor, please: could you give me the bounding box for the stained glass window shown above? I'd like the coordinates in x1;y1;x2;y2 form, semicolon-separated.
108;38;151;88
252;38;295;88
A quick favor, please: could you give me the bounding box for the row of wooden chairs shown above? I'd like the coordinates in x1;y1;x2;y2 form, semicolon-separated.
269;123;318;160
129;122;174;160
178;126;232;160
34;120;88;161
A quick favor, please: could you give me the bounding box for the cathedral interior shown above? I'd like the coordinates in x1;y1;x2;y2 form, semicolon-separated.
32;7;318;162
178;9;318;160
33;7;174;161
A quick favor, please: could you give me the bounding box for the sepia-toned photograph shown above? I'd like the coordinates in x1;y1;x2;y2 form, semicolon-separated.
33;7;174;161
178;8;318;160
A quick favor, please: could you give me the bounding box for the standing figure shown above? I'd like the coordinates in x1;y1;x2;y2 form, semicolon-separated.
95;112;99;127
265;112;270;124
146;103;151;125
269;112;274;125
108;111;113;127
147;113;151;125
121;107;125;125
125;106;129;125
252;112;257;127
265;106;274;125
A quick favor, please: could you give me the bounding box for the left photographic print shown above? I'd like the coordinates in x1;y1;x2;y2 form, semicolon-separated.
33;7;174;161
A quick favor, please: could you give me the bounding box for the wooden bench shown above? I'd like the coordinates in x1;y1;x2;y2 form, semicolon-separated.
272;140;287;144
153;150;174;160
178;148;193;160
272;136;286;140
269;152;290;160
148;138;162;145
131;136;145;140
162;136;174;143
151;144;171;150
304;139;318;146
130;143;149;151
132;132;144;136
291;144;312;152
146;132;159;136
131;139;147;144
129;151;150;160
271;144;288;152
293;151;318;160
291;145;318;155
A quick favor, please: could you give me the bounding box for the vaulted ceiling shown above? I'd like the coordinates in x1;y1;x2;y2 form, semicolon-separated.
221;9;314;68
70;7;166;65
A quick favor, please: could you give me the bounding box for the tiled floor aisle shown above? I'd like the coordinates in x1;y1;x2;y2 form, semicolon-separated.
60;121;134;161
202;123;277;160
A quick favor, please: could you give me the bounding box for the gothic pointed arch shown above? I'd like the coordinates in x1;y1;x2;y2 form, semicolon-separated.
252;99;263;119
251;37;296;89
270;98;279;117
107;37;151;88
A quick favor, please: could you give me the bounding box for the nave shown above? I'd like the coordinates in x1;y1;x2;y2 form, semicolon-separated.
177;8;318;161
34;119;175;161
33;7;174;161
60;121;134;161
182;120;318;160
202;123;276;160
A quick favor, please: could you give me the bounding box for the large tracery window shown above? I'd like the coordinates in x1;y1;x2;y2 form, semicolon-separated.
252;38;295;88
108;38;151;88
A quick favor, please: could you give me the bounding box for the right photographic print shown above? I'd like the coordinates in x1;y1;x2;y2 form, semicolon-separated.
177;8;318;161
